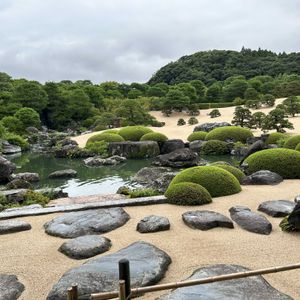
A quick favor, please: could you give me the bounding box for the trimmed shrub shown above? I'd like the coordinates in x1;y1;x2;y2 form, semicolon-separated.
0;123;6;138
205;126;253;143
23;190;50;207
177;118;186;126
266;132;288;145
129;188;160;198
245;148;300;179
210;164;246;183
165;182;212;205
188;117;198;125
209;109;221;118
104;129;119;134
85;141;109;157
283;135;300;149
140;132;168;142
118;126;153;141
1;116;23;134
169;166;241;197
5;133;29;150
187;131;207;142
87;133;124;144
295;143;300;151
201;140;229;155
93;125;106;132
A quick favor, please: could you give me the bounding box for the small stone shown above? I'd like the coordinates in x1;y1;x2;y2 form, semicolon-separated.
48;169;77;179
0;220;31;235
11;172;40;182
137;215;170;233
242;170;283;185
258;200;296;217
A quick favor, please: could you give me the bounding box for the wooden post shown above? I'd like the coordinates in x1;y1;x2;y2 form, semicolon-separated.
72;284;78;300
67;287;73;300
119;259;131;300
118;280;126;300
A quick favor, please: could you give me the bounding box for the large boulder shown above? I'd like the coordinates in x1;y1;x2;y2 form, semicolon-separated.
133;167;172;184
189;140;206;153
160;139;185;154
137;215;170;233
0;220;31;235
158;264;292;300
0;156;16;183
109;141;160;158
44;208;130;238
258;200;296;217
229;206;272;235
193;122;231;132
47;241;171;300
59;235;112;259
239;140;266;166
182;211;234;230
0;274;25;300
54;144;78;158
1;142;22;154
48;169;77;179
242;170;283;185
11;172;40;182
152;148;200;168
147;172;177;193
84;155;126;167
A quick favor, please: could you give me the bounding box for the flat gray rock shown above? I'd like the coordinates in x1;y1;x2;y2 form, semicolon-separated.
158;264;292;300
11;172;40;182
0;274;25;300
258;200;296;217
229;206;272;235
47;241;171;300
137;215;170;233
48;169;77;179
182;211;234;230
0;220;31;235
59;235;111;259
242;170;283;185
44;208;130;238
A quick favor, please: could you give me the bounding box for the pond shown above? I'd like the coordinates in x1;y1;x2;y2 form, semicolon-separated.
4;153;240;197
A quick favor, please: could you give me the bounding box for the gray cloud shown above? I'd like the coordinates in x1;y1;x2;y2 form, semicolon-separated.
0;0;299;83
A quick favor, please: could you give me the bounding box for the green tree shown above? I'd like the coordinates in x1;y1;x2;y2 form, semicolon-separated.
190;80;206;102
206;83;222;102
245;100;262;109
1;116;23;134
177;83;197;103
261;108;294;132
163;88;190;113
261;94;275;107
14;107;41;129
232;106;252;127
209;109;221;118
187;104;200;116
223;79;248;101
244;87;259;100
250;112;266;129
283;96;300;117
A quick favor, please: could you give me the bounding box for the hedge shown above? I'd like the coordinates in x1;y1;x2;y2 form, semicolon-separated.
165;182;212;205
169;166;241;197
187;131;207;142
283;135;300;149
244;148;300;179
201;140;230;155
118;126;153;141
205;126;253;143
140;132;168;142
87;133;124;144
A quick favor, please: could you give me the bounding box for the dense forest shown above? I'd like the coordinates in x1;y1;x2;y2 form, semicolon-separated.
148;48;300;85
0;49;300;136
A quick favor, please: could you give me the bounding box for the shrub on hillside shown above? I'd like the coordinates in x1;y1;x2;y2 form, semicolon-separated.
201;140;230;155
87;133;125;144
187;131;207;142
14;107;41;129
5;133;29;150
177;118;186;126
85;141;109;157
0;123;6;139
165;182;212;205
118;126;153;141
244;148;300;179
169;166;241;197
205;126;253;143
209;109;221;118
266;132;288;145
283;135;300;149
140;132;168;142
210;163;246;183
1;116;23;134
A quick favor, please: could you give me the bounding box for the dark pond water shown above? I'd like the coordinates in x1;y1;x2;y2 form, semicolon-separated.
5;153;240;197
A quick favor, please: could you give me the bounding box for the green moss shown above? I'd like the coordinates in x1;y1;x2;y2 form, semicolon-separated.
104;129;119;134
266;132;288;145
201;140;229;155
283;135;300;149
165;182;212;205
87;133;124;144
169;166;241;197
210;164;246;183
129;188;160;198
295;143;300;151
4;133;29;150
23;190;50;206
85;141;109;157
245;148;300;179
187;131;207;142
140;132;168;142
118;126;153;141
205;126;253;143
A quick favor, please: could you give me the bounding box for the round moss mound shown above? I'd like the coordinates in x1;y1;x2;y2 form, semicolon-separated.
187;131;207;142
210;164;246;183
295;143;300;151
118;126;153;141
104;129;119;134
283;135;300;149
266;132;287;145
140;132;168;142
205;126;253;143
245;148;300;179
169;166;241;197
87;133;124;144
165;182;212;205
201;140;229;155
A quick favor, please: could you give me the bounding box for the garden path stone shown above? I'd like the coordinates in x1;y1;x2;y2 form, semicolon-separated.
137;215;170;233
47;241;171;300
0;274;25;300
182;211;234;230
242;170;283;185
59;235;111;259
258;200;296;217
0;219;31;235
158;264;292;300
44;207;130;238
229;205;272;235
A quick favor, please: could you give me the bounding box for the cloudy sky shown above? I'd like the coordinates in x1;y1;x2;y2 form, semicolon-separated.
0;0;299;83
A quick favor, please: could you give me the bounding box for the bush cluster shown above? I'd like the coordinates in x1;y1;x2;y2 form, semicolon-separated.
85;140;109;157
4;133;29;150
118;126;153;141
165;182;212;205
245;148;300;179
201;140;229;155
129;188;160;198
169;166;241;197
187;131;207;142
205;126;253;143
140;132;168;142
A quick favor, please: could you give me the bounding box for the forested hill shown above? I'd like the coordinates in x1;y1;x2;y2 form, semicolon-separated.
148;49;300;85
